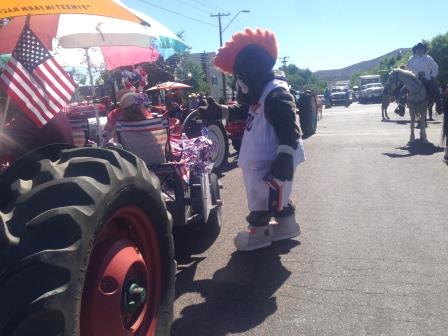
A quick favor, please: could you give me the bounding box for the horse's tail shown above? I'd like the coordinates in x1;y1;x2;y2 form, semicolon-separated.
443;108;447;145
443;95;448;145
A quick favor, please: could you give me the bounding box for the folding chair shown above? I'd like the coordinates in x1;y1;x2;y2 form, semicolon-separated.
115;117;194;226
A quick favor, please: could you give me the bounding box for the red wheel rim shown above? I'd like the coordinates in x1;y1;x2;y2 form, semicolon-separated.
80;206;162;336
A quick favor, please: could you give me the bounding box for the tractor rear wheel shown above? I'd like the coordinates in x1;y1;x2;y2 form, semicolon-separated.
0;145;175;336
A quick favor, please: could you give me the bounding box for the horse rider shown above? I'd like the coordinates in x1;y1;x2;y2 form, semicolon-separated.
407;42;440;117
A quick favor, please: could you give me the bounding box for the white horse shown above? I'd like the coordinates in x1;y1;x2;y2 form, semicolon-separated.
384;69;428;145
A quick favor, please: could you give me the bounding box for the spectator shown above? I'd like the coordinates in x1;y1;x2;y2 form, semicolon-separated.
119;92;150;121
102;87;151;140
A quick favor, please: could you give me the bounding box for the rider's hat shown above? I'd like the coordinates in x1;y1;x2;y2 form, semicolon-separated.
413;42;427;53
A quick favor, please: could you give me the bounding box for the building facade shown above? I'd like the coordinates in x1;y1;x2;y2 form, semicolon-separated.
187;52;232;101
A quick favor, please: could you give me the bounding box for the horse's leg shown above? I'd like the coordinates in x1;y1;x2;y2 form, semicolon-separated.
428;104;433;121
385;101;390;119
444;112;448;163
409;107;415;145
420;105;428;142
381;103;385;121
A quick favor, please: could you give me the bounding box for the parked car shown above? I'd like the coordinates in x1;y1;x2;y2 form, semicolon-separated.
330;86;351;107
359;82;384;104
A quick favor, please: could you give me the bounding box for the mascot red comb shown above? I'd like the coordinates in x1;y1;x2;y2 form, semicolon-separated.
200;28;306;251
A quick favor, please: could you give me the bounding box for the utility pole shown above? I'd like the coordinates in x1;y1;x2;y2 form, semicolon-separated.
280;56;290;70
211;12;230;101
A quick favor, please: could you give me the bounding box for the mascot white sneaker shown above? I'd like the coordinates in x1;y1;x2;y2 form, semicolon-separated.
199;28;306;252
234;225;273;252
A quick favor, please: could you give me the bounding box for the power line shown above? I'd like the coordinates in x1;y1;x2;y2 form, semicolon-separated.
192;0;227;13
136;0;217;27
173;0;210;15
234;18;246;30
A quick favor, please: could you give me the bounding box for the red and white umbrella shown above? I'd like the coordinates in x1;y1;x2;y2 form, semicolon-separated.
146;82;192;91
0;9;187;70
0;14;154;53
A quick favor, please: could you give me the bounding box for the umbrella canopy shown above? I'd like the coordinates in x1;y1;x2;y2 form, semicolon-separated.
0;0;142;23
129;8;188;59
0;14;154;53
0;7;188;69
114;0;188;59
53;44;160;71
146;82;192;91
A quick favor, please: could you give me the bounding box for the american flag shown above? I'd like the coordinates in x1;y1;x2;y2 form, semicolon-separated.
0;26;76;128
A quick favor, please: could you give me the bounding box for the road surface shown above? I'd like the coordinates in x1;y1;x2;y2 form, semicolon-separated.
172;103;448;336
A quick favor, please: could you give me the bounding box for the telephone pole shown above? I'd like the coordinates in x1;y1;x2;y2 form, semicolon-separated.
280;56;290;70
211;12;230;100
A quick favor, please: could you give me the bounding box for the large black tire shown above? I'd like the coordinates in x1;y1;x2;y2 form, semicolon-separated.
231;139;241;153
206;123;229;171
189;173;222;236
204;173;222;235
0;145;175;336
181;112;229;171
297;90;318;139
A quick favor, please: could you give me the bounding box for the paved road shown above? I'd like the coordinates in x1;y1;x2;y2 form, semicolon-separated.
171;103;448;336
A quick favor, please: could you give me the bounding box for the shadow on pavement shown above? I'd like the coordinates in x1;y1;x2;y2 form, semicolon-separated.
173;226;220;265
383;119;411;124
171;240;300;336
383;141;445;158
215;159;238;178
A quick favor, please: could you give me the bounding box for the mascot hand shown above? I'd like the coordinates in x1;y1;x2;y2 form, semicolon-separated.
270;152;293;181
197;97;223;121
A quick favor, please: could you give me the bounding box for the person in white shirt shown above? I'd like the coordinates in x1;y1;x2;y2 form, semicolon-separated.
407;43;438;80
407;42;440;117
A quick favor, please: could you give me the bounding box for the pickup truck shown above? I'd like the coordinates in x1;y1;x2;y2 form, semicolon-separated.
330;86;351;107
359;82;384;104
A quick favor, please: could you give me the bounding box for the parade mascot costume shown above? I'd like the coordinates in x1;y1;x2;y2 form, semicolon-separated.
200;28;306;251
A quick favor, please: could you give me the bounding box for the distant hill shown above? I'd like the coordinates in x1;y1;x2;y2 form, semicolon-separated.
314;48;410;81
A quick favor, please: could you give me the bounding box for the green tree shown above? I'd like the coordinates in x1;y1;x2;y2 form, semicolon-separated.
79;75;87;86
283;64;326;93
178;60;209;94
429;32;448;86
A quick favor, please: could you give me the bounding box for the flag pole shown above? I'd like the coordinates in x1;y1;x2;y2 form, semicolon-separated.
0;96;11;131
85;48;101;144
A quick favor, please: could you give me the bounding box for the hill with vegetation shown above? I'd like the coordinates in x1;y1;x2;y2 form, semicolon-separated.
314;48;410;82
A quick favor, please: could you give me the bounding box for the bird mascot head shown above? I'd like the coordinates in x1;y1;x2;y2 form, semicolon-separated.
213;28;278;105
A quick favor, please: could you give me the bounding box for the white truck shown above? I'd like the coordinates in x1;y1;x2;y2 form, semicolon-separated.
359;75;383;104
330;81;351;107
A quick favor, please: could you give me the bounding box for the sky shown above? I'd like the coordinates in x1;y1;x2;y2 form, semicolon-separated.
122;0;448;71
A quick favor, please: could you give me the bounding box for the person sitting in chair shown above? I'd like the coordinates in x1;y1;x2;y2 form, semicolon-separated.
102;87;152;140
119;92;150;121
113;92;166;165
